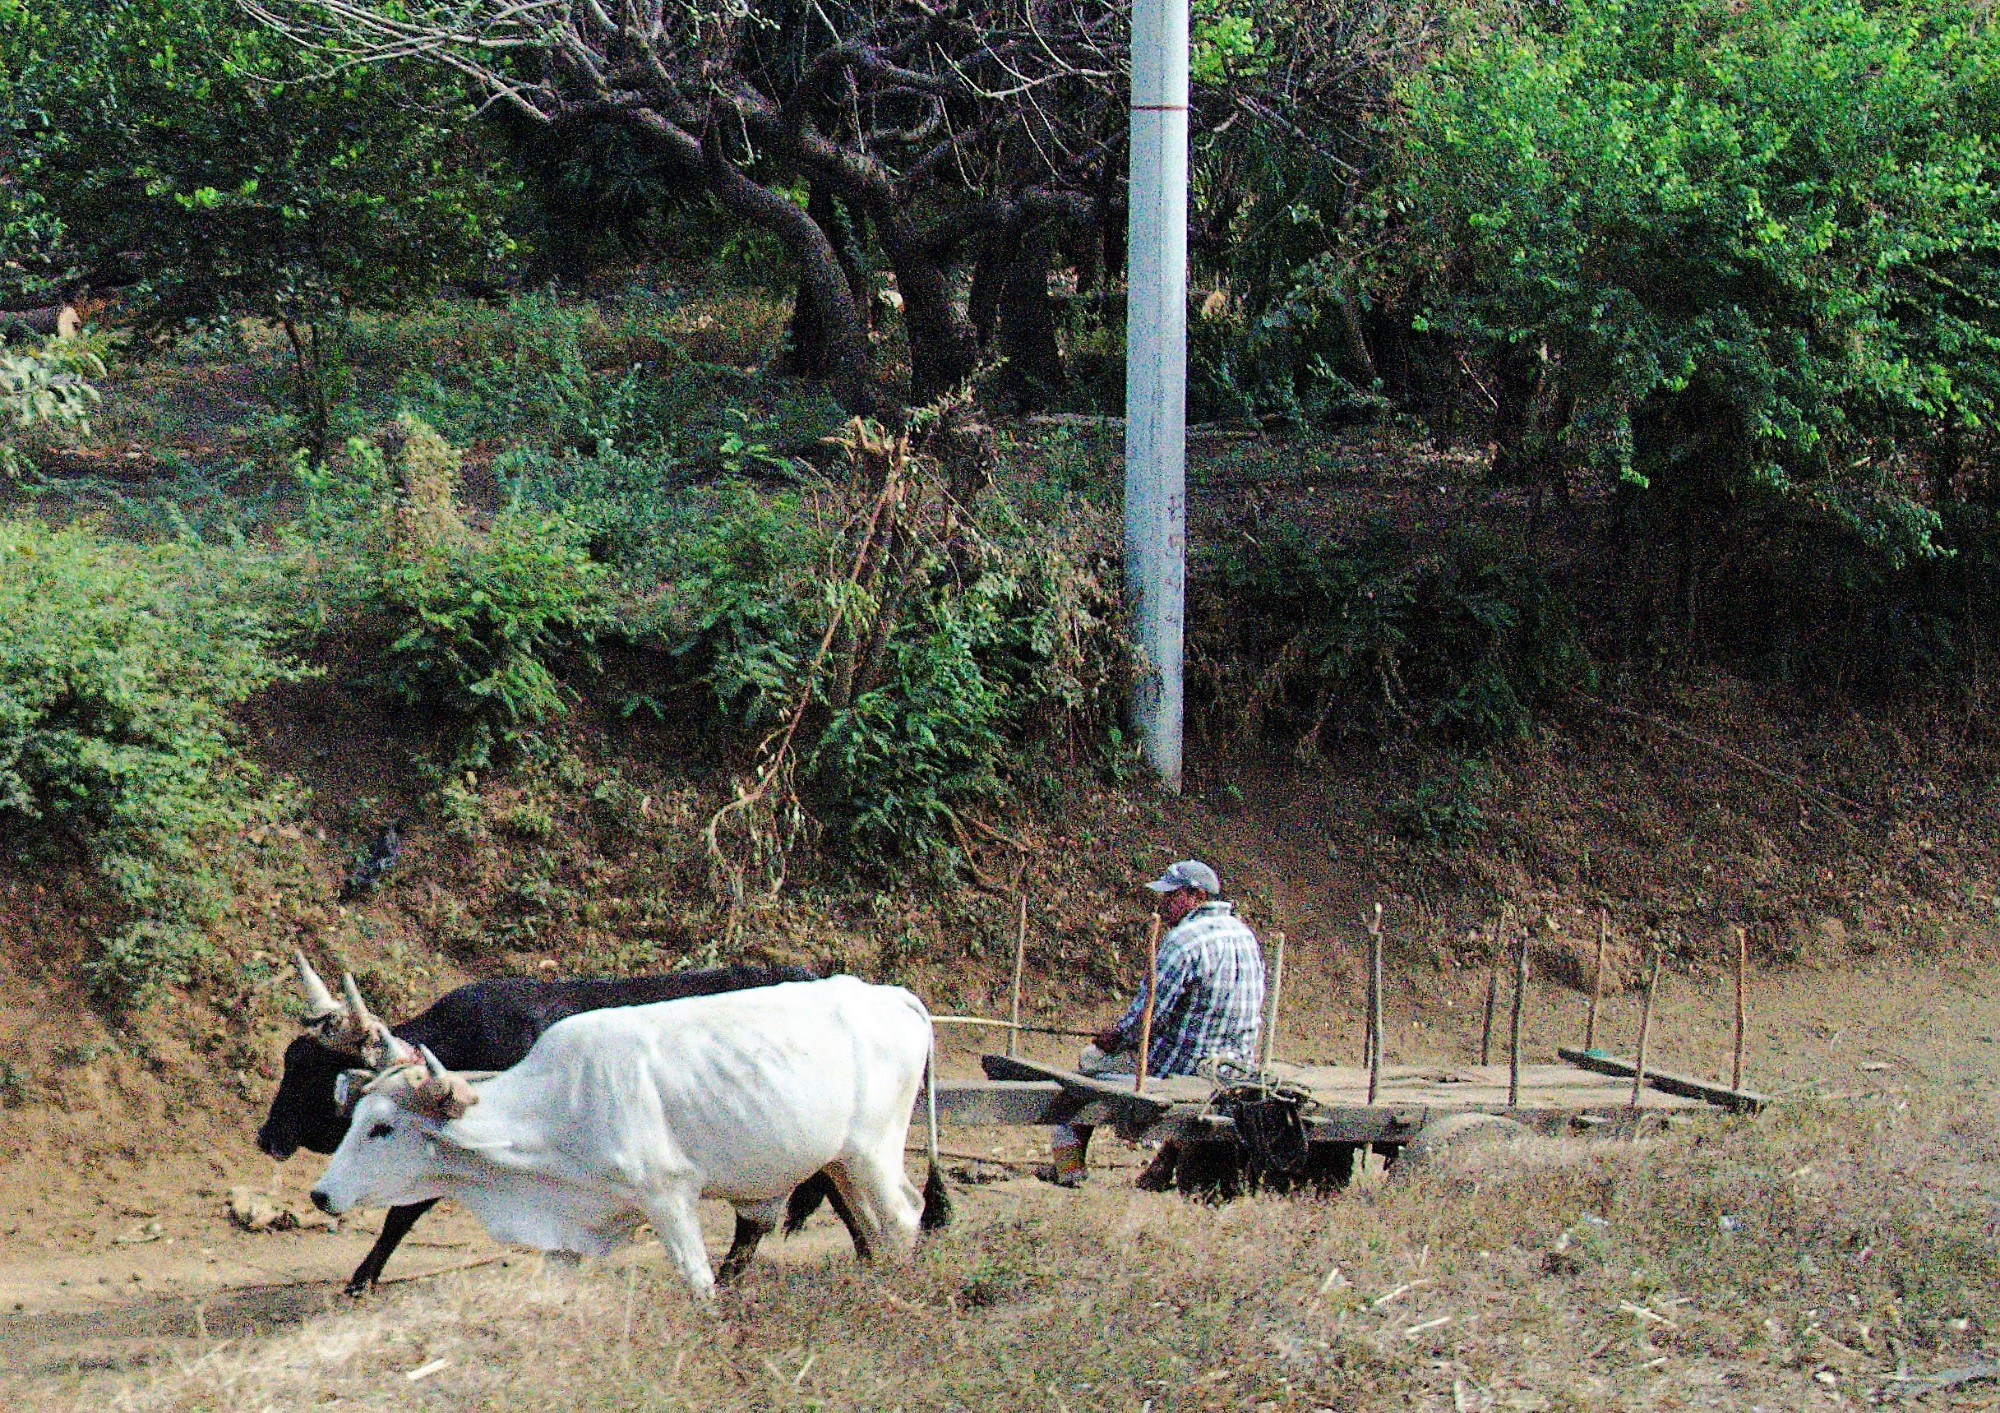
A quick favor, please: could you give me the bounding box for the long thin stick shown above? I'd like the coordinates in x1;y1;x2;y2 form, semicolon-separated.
1259;931;1287;1067
1008;894;1028;1057
1592;699;1868;829
1366;903;1385;1105
1731;925;1748;1093
1585;908;1609;1051
1630;947;1664;1111
1480;904;1511;1065
931;1016;1100;1039
1364;927;1377;1072
1508;923;1530;1108
1135;911;1162;1095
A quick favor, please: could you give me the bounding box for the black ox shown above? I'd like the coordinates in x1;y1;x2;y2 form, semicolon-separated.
259;957;851;1293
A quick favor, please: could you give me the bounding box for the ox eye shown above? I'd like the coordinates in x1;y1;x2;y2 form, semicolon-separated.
368;1122;394;1139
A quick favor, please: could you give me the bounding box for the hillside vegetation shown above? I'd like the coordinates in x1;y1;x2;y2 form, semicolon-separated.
3;0;2000;1403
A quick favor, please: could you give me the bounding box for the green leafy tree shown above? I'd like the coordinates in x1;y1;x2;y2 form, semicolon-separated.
0;0;515;455
1384;0;2000;582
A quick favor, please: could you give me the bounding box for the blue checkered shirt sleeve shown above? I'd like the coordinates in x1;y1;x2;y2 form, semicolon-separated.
1109;904;1265;1077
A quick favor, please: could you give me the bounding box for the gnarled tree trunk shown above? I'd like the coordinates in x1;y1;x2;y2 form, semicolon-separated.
998;227;1064;409
682;108;875;415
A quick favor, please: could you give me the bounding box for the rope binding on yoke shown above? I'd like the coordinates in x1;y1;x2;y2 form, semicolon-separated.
1195;1056;1320;1179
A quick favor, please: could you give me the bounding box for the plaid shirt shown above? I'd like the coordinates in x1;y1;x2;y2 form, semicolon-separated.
1108;902;1265;1078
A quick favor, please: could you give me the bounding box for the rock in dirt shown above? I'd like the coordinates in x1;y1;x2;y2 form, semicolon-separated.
226;1187;334;1234
227;1187;293;1232
1398;1113;1532;1169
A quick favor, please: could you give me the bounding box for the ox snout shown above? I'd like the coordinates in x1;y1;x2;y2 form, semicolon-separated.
257;1131;298;1161
310;1188;339;1215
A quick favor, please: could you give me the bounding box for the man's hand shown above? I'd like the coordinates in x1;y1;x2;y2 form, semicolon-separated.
1094;1025;1125;1053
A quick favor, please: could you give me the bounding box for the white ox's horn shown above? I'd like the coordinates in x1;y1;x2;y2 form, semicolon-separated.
409;1044;478;1120
293;950;342;1022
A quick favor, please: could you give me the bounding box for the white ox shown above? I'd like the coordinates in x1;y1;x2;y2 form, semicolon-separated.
310;975;944;1297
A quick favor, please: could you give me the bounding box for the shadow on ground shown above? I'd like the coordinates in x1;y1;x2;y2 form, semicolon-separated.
3;1275;380;1381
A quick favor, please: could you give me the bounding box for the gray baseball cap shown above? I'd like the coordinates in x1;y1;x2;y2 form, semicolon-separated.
1145;859;1221;895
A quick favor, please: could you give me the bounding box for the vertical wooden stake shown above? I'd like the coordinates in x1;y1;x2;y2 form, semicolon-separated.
1259;932;1287;1067
1366;903;1385;1105
1008;894;1028;1058
1630;947;1664;1112
1480;904;1511;1066
1508;923;1530;1108
1362;917;1376;1069
1135;910;1162;1095
1731;924;1748;1093
1585;908;1609;1052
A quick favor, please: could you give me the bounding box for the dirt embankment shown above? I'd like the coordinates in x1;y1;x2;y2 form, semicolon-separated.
5;592;2000;1396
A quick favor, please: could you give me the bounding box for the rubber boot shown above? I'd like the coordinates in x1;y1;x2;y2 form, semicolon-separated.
1048;1126;1087;1187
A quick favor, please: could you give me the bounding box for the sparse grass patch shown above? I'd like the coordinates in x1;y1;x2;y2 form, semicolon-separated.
94;1087;2000;1410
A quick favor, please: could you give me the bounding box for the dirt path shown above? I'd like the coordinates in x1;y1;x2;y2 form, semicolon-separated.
3;957;1996;1397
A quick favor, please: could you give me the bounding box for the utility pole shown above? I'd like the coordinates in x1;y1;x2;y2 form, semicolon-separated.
1123;0;1189;792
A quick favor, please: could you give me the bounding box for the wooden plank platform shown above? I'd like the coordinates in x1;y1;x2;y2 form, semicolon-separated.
1556;1047;1768;1113
930;1051;1762;1143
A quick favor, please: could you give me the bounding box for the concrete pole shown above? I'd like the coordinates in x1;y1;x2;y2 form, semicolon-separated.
1124;0;1189;792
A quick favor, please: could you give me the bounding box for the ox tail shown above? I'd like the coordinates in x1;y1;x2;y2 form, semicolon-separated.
919;1015;952;1232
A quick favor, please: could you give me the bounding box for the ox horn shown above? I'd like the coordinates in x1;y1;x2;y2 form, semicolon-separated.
293;950;342;1022
340;972;376;1028
342;973;415;1071
412;1044;478;1120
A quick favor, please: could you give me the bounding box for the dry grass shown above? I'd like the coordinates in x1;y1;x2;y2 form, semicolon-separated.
51;1086;2000;1413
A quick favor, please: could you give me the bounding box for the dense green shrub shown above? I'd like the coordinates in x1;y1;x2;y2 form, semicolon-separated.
0;333;104;477
0;520;299;996
1383;754;1491;847
437;293;685;456
392;288;822;477
1385;0;2000;561
1193;521;1586;756
1189;273;1385;428
647;429;1124;869
300;418;616;763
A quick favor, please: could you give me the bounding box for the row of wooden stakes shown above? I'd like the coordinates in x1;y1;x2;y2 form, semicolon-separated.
957;898;1751;1111
1446;904;1751;1111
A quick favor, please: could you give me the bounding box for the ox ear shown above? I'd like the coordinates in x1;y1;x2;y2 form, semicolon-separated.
333;1067;372;1115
